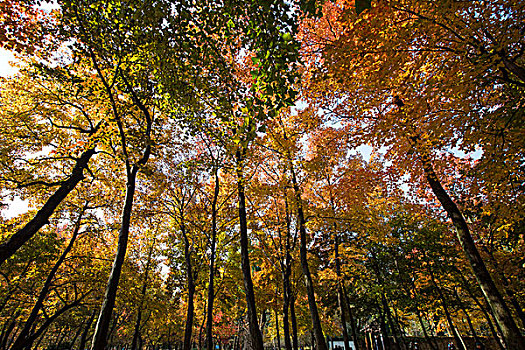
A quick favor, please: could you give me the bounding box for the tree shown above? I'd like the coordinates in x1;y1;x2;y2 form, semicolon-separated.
301;0;525;347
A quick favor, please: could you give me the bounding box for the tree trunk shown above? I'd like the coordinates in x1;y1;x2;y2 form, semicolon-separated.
91;165;139;350
456;271;505;350
275;308;281;350
483;247;525;328
11;208;86;350
131;242;155;350
428;268;466;350
290;291;299;350
412;135;525;349
282;253;293;350
334;234;351;350
182;209;196;350
416;311;438;350
342;285;360;350
289;165;328;350
236;148;264;350
0;148;95;266
78;310;96;350
381;294;402;350
206;166;220;350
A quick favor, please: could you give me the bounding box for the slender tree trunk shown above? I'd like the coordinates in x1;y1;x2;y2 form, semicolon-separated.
453;288;479;343
131;242;154;350
457;271;505;350
275;308;281;350
79;310;96;350
483;247;525;328
289;165;328;350
236;148;264;350
206;166;220;350
416;311;438;350
0;310;20;350
290;291;299;350
411;135;525;349
69;322;84;350
282;195;294;350
91;165;139;350
0;148;95;266
182;210;196;350
342;286;360;350
334;234;351;350
428;268;466;350
381;294;402;350
282;255;293;350
11;208;86;350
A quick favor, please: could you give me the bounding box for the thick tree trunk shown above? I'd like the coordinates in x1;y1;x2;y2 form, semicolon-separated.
206;166;220;350
412;137;525;349
236;148;264;350
11;208;85;350
91;165;139;350
0;148;95;266
289;165;328;350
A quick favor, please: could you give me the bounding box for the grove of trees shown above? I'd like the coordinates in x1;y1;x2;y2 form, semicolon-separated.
0;0;523;350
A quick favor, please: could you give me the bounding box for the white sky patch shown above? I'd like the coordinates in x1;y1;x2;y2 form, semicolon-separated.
0;48;19;77
448;145;483;161
2;196;30;219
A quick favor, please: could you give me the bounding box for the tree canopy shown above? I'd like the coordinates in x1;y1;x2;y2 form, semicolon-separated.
1;1;524;350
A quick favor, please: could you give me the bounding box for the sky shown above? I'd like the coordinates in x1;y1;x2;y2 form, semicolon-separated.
0;48;18;77
0;48;28;219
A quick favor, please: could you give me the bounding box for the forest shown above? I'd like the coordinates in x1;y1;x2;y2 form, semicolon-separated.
0;0;524;350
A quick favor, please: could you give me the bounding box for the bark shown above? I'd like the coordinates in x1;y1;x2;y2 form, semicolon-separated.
131;242;155;350
334;235;351;350
289;165;328;350
412;136;525;349
282;252;293;350
453;288;478;342
69;323;84;350
0;311;19;350
457;271;505;350
182;210;196;350
428;268;466;350
378;308;389;350
381;294;402;350
342;286;360;350
11;208;86;350
275;308;281;350
290;285;299;350
0;148;95;266
91;165;139;350
206;166;220;350
235;148;264;350
282;195;294;350
483;247;525;328
78;310;96;350
416;311;438;350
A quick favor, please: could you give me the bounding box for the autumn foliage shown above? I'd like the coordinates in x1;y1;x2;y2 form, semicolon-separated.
0;0;524;350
